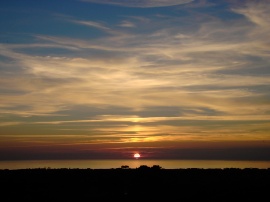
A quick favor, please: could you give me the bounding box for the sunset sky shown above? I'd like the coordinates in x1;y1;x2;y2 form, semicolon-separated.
1;0;270;160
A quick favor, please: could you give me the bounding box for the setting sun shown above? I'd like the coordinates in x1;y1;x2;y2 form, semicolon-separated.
134;153;141;159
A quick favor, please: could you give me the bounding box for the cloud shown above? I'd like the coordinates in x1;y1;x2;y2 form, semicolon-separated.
1;0;270;146
233;1;270;27
118;20;136;28
80;0;193;7
1;6;270;117
72;20;111;31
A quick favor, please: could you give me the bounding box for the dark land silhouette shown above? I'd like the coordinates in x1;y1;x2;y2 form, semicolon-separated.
1;165;270;202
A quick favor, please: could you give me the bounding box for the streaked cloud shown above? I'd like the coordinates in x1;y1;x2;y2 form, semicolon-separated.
80;0;193;7
1;0;270;158
72;20;111;31
118;20;136;28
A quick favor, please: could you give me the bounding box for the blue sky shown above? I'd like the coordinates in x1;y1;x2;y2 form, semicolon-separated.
1;0;270;160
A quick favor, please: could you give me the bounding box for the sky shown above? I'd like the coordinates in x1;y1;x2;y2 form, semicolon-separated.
0;0;270;161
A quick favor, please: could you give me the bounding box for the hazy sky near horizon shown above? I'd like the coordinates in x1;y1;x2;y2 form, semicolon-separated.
1;0;270;160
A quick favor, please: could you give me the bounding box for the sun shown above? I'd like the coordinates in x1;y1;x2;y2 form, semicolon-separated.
134;153;141;159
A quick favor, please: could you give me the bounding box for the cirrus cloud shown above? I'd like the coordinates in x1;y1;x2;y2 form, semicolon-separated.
80;0;193;7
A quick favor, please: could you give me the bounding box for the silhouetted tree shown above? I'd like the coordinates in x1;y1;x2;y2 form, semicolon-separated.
151;165;162;170
138;165;150;170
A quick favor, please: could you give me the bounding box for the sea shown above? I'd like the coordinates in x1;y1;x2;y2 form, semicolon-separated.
1;159;270;170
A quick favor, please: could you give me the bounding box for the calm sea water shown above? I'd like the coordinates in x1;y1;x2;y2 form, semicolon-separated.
1;159;270;170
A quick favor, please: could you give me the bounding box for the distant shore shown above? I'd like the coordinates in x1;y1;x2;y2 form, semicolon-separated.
1;167;270;201
1;159;270;170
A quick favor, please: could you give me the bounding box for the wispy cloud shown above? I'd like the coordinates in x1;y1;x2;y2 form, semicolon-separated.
80;0;193;8
72;19;111;31
118;20;136;28
1;0;270;146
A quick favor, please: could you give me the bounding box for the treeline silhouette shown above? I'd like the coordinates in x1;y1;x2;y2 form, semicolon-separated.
1;166;270;201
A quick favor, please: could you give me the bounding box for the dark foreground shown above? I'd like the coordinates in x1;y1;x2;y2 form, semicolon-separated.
1;167;270;202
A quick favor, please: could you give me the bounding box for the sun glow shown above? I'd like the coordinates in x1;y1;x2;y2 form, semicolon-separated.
134;153;141;159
